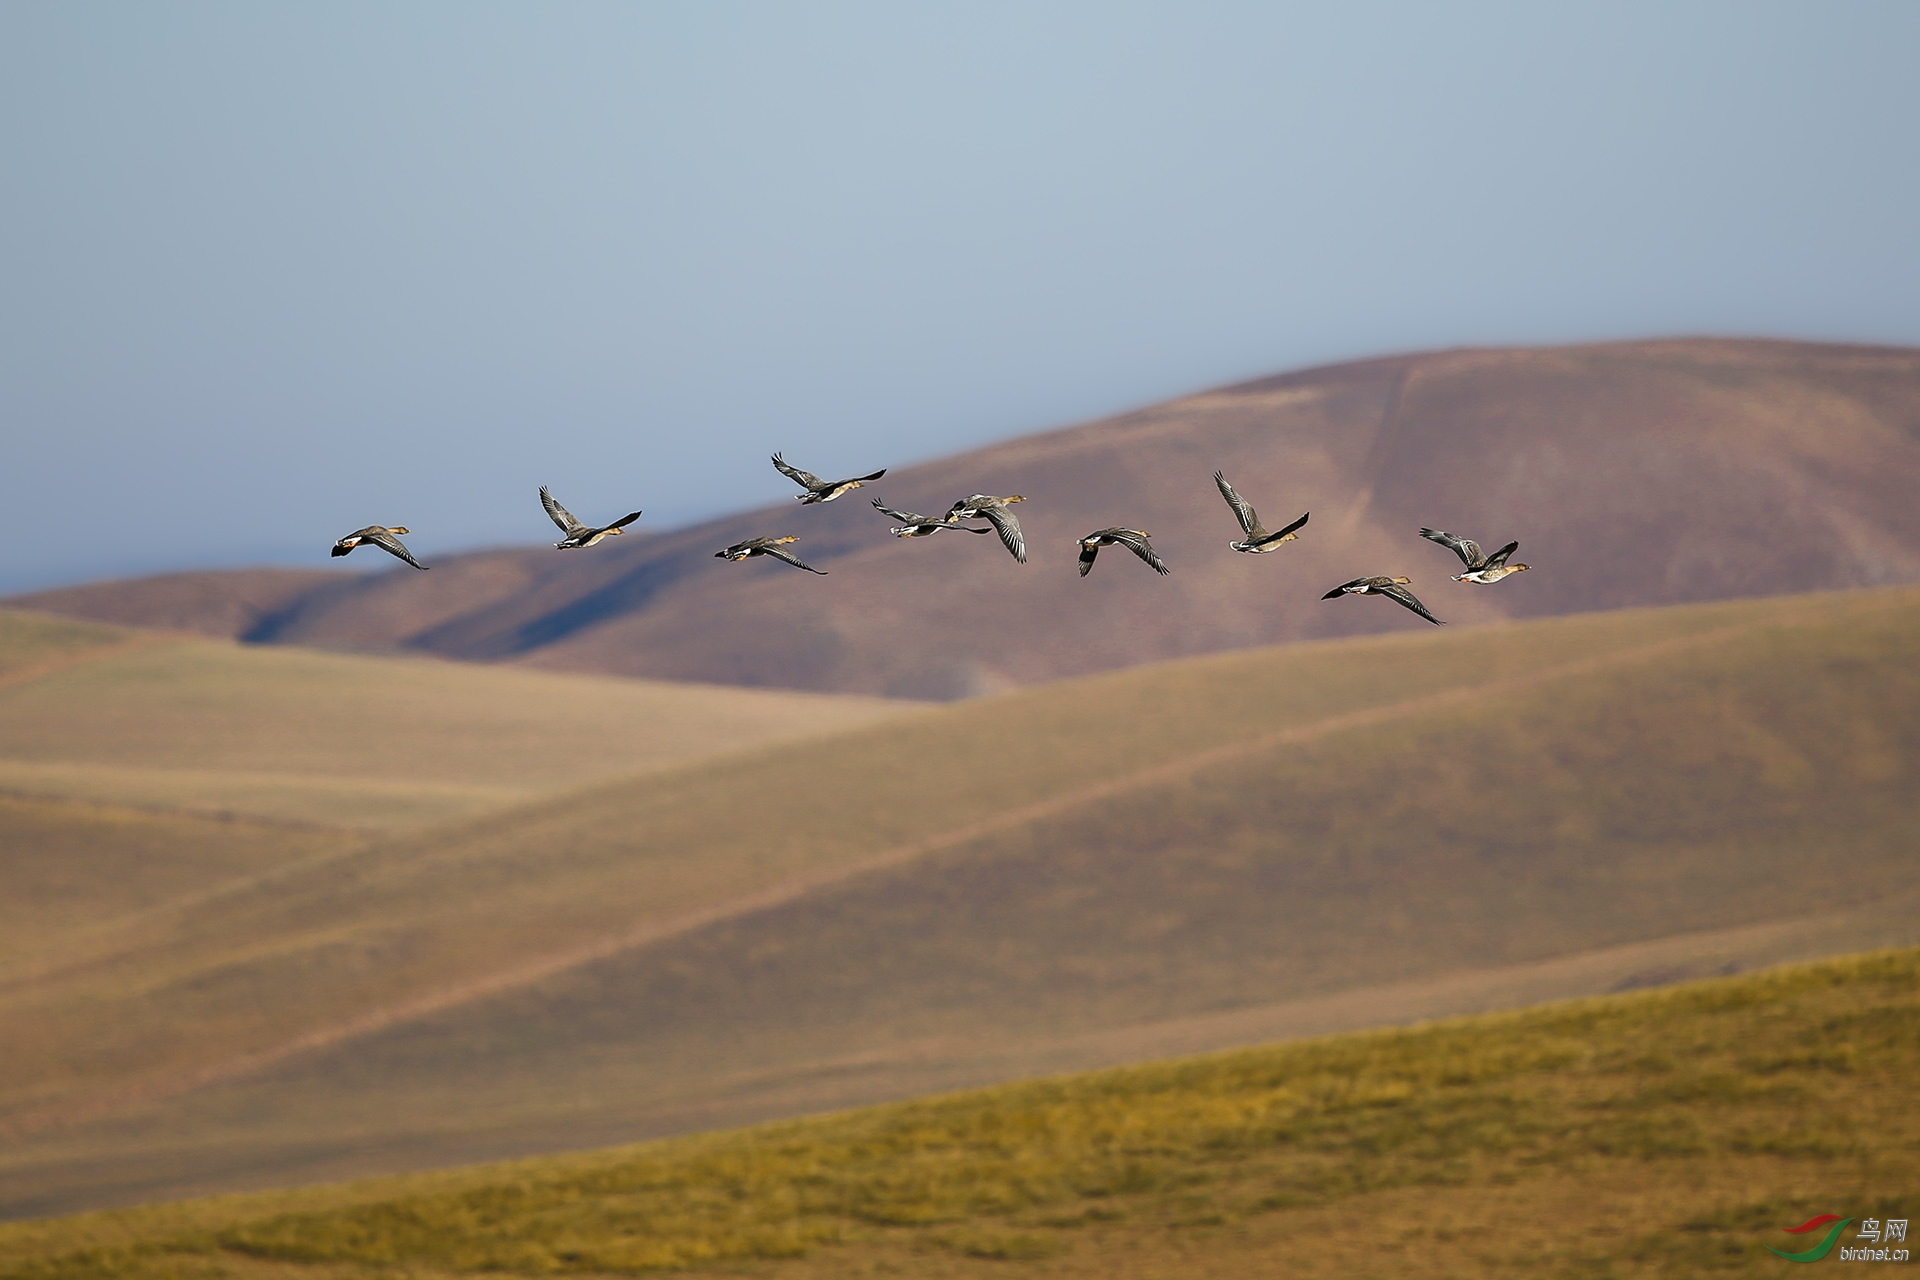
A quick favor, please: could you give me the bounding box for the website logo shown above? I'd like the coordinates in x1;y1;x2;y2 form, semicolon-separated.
1767;1214;1910;1263
1768;1215;1851;1263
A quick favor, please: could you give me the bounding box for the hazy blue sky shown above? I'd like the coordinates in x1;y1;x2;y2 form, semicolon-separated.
3;2;1917;592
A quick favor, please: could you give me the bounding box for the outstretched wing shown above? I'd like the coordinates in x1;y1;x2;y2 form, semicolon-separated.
1380;583;1443;625
368;529;429;570
835;468;887;486
1111;529;1171;575
540;486;585;535
1419;527;1482;568
607;510;644;531
982;505;1026;563
1253;510;1309;546
771;453;824;492
1481;540;1519;571
1077;541;1100;576
764;545;828;574
1322;577;1366;599
1213;471;1262;538
871;498;923;523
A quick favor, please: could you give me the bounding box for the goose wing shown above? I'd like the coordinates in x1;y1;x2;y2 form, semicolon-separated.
763;544;828;574
834;468;887;486
368;529;428;570
1380;583;1443;625
540;486;586;535
772;453;825;493
1109;528;1170;575
1481;540;1519;570
1251;510;1309;546
605;509;644;531
1419;527;1483;568
981;504;1026;563
1322;577;1368;599
1213;471;1264;538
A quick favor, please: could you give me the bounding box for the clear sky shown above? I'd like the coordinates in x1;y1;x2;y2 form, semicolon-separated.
3;1;1916;593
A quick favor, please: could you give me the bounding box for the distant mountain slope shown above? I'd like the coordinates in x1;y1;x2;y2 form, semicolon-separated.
11;338;1920;696
4;586;1916;1217
6;568;346;641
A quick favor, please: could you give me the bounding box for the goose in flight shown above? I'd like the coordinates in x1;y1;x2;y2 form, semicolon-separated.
1077;527;1170;577
1419;528;1530;583
715;536;827;574
1214;472;1308;553
945;494;1027;563
773;453;888;504
1321;576;1442;624
540;486;642;549
871;498;992;538
330;526;427;570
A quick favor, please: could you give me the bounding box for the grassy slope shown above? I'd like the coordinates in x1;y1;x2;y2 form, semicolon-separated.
156;581;1919;1171
0;795;349;975
3;587;1917;1218
0;607;909;1146
0;609;908;832
0;592;1758;1130
0;612;133;680
1;946;1913;1279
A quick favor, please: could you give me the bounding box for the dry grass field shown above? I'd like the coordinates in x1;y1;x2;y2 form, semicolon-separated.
0;795;349;976
2;586;1915;1219
0;612;135;680
1;946;1912;1278
0;608;908;831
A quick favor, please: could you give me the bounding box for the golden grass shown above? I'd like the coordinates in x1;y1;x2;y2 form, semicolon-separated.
4;587;1918;1219
1;946;1912;1278
0;610;910;831
0;592;1756;1119
0;612;130;678
0;795;350;975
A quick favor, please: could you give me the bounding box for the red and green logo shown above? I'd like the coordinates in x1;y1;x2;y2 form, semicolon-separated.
1767;1214;1852;1262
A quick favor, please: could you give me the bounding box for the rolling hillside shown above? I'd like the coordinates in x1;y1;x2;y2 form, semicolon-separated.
3;586;1916;1218
0;608;908;831
13;338;1920;696
2;947;1913;1278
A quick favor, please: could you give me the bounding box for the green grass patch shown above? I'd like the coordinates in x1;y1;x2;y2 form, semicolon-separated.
4;946;1913;1278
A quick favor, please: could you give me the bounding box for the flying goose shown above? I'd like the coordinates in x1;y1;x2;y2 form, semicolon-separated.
772;453;888;504
870;498;992;538
1419;527;1530;583
945;494;1027;563
330;526;427;570
1077;527;1170;577
1321;576;1443;624
714;536;827;574
540;485;643;549
1214;471;1308;553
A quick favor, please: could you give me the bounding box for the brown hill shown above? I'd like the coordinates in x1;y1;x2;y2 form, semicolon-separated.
4;586;1917;1218
0;607;907;832
13;337;1920;696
